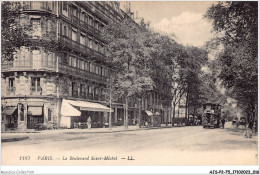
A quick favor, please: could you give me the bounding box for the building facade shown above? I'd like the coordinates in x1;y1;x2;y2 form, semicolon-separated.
1;1;127;131
1;1;174;131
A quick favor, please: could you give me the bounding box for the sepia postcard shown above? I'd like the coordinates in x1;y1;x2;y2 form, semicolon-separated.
1;1;258;171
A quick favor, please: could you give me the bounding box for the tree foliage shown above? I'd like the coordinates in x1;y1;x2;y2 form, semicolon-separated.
1;2;27;62
205;1;258;121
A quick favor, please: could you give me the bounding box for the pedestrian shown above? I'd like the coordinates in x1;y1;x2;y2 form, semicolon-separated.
245;118;254;138
145;121;149;128
87;116;92;130
221;117;225;129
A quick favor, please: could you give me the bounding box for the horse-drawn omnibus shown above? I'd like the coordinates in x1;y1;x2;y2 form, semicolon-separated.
202;103;221;128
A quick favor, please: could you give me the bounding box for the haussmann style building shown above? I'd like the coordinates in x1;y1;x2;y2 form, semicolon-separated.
1;1;174;131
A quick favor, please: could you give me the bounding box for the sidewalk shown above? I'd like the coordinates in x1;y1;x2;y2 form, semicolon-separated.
1;125;173;142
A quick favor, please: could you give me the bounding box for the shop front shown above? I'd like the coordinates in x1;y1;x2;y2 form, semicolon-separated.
27;106;43;129
60;99;113;129
141;110;162;127
2;106;18;131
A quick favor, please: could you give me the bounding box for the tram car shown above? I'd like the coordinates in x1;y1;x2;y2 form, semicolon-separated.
202;103;221;128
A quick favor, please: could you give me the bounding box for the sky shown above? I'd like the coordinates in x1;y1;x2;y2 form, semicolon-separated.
123;1;216;47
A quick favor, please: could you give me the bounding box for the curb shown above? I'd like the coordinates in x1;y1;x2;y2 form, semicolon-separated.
64;126;173;134
2;136;29;142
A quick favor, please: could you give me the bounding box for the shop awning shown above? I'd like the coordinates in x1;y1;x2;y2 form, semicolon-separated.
154;112;161;115
2;107;17;115
66;99;113;113
61;99;81;117
145;110;153;116
28;107;42;116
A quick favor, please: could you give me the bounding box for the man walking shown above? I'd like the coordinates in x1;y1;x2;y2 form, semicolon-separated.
221;117;225;129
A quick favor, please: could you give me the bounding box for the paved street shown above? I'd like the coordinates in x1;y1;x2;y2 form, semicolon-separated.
1;122;258;165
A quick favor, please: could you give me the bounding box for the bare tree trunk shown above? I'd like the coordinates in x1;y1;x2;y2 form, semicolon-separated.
138;99;141;128
125;96;128;129
185;92;189;119
172;103;176;126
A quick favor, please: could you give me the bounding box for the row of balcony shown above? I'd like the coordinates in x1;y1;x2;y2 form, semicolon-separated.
5;87;106;101
77;2;112;24
78;20;101;38
58;35;105;59
22;2;55;13
6;86;42;96
72;91;105;101
2;61;108;85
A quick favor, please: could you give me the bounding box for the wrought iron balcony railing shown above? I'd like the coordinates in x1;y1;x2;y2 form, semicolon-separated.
6;87;16;95
30;86;42;95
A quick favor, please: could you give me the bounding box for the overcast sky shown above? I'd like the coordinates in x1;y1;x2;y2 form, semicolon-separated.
125;1;216;47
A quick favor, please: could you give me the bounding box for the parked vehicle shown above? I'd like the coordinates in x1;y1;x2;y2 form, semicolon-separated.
239;117;246;126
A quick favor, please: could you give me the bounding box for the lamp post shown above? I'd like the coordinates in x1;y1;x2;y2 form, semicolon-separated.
109;76;112;130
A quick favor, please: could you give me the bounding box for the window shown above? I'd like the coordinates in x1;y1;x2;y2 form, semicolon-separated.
63;53;69;64
80;84;85;93
101;44;105;54
72;57;77;67
100;67;103;76
89;16;93;26
47;1;53;11
80;12;85;21
94;41;98;51
95;88;99;95
31;18;41;38
69;56;72;66
84;62;89;71
63;2;68;11
105;69;108;77
80;60;84;70
72;82;78;92
47;52;54;68
80;33;85;45
99;67;102;75
31;77;41;92
9;78;14;88
95;66;99;74
95;21;99;29
72;29;77;42
63;25;67;36
102;67;105;77
48;109;52;121
86;37;89;47
32;50;41;69
89;38;93;49
90;63;95;73
77;59;80;69
72;7;78;18
84;14;88;23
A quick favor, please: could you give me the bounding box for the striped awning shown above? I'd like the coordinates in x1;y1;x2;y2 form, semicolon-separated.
66;99;113;113
61;99;81;117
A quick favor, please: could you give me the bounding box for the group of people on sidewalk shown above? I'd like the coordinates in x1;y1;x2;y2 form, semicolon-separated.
220;116;255;138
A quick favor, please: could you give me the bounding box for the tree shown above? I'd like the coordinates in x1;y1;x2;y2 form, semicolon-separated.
2;2;58;64
1;2;28;63
205;1;258;131
102;19;154;129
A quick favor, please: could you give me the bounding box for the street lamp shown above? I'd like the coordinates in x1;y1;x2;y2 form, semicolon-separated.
109;76;113;130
